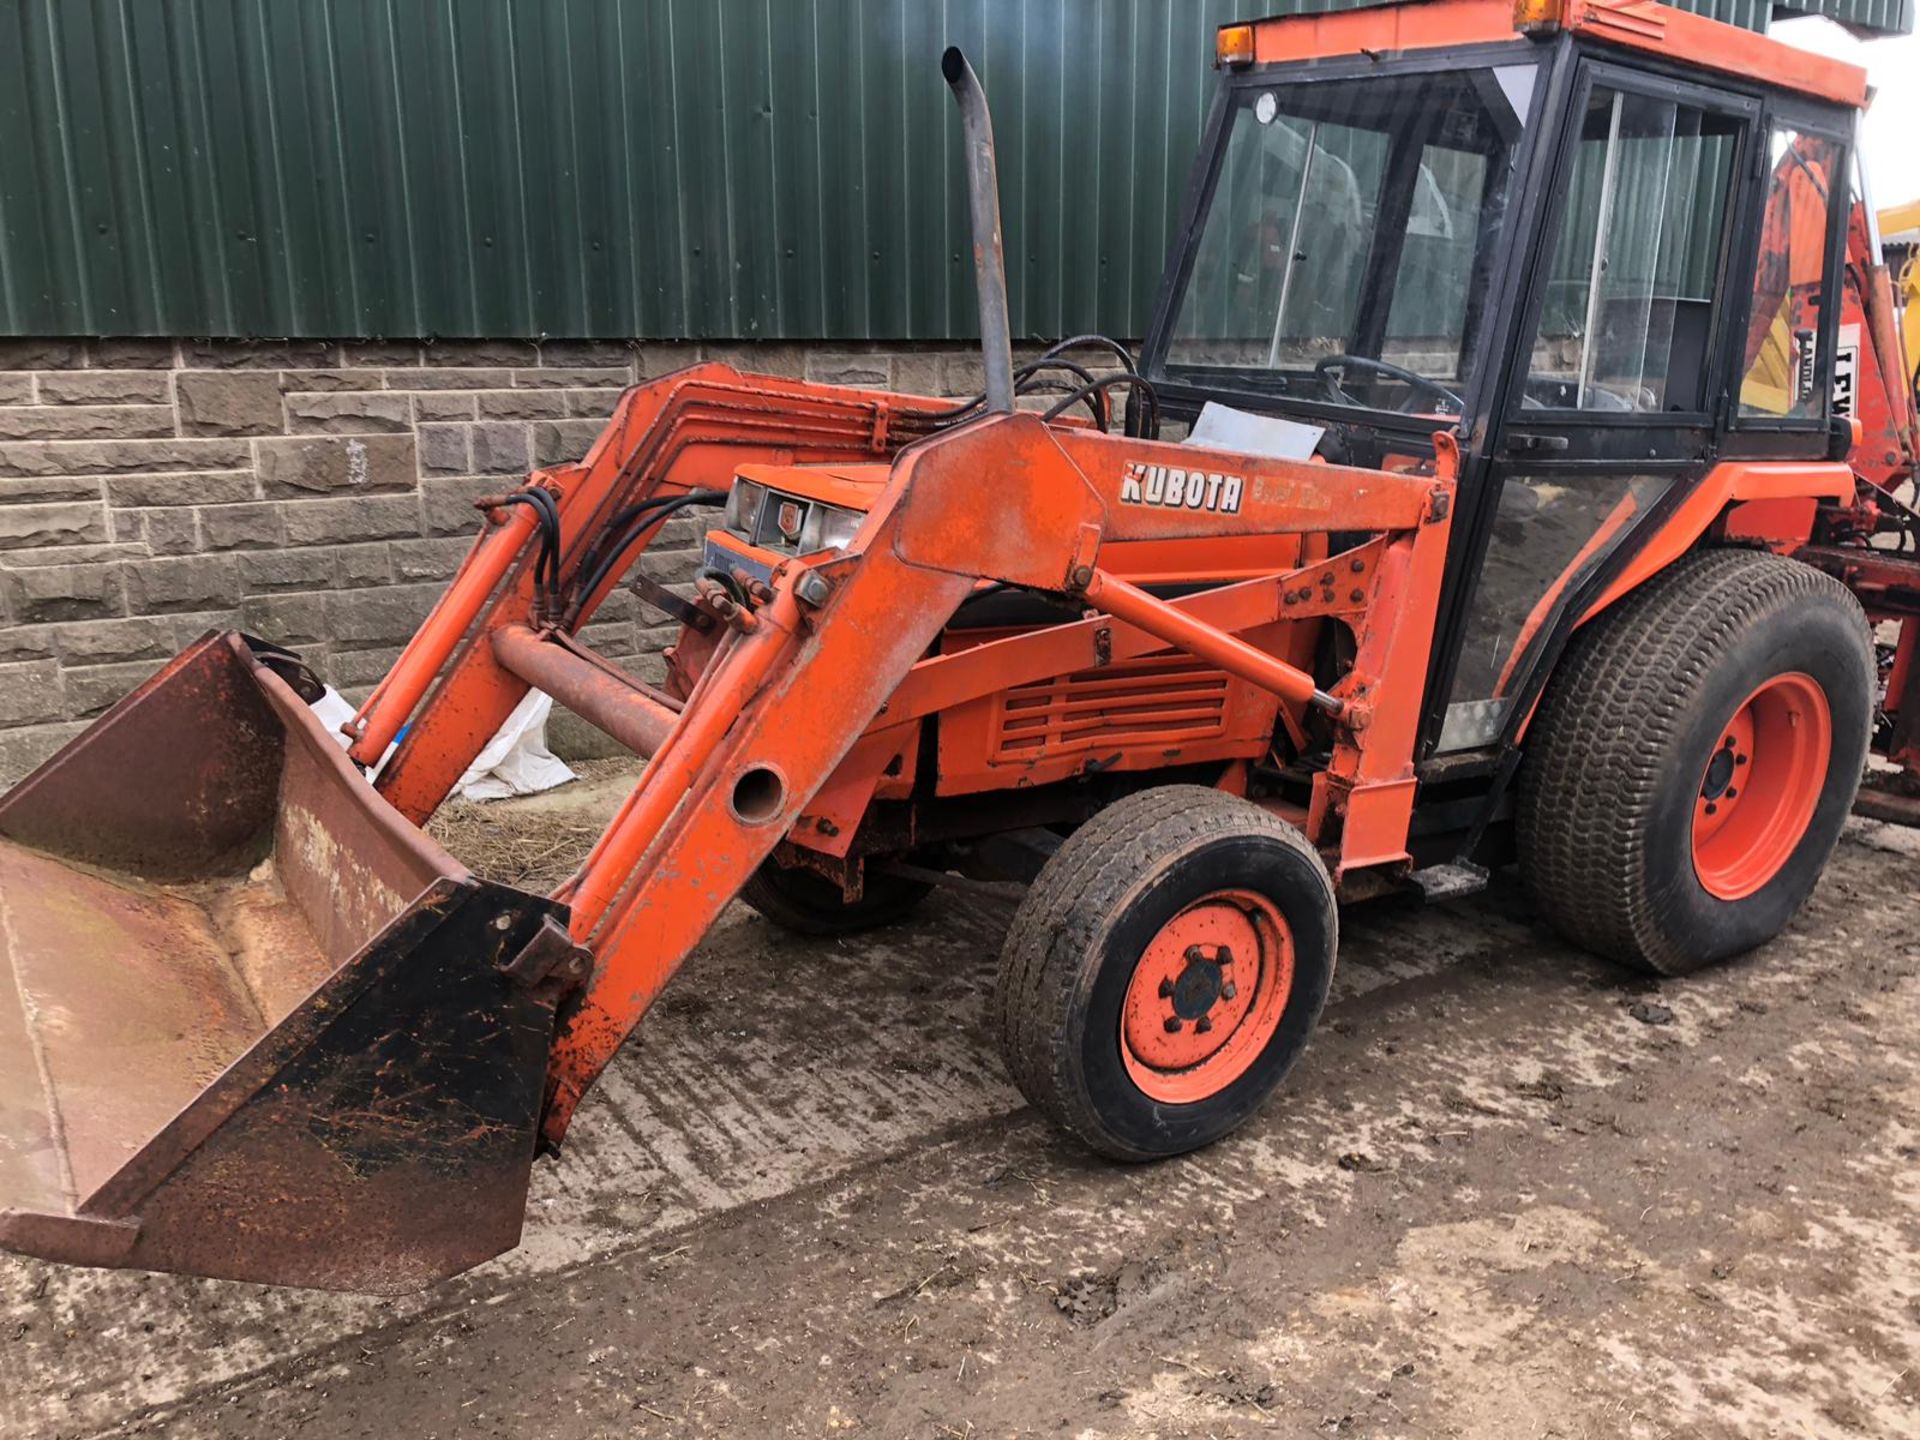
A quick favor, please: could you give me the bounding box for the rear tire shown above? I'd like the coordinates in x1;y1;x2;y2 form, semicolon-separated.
1519;550;1872;975
993;786;1337;1161
739;860;930;936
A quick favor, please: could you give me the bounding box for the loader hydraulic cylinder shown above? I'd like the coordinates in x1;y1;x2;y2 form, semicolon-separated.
347;500;542;765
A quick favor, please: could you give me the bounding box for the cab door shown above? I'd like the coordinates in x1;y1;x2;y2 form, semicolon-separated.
1430;62;1758;755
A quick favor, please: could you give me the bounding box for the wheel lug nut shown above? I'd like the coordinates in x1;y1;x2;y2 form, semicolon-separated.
1159;979;1175;999
1184;946;1204;963
1724;786;1736;798
1705;801;1718;815
1735;754;1748;766
1196;1016;1213;1033
1222;982;1237;1001
1163;1016;1183;1034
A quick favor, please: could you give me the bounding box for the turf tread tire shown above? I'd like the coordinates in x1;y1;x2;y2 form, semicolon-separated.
1518;549;1872;975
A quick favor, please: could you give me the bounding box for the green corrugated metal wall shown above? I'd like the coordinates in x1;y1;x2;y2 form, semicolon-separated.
0;0;1905;342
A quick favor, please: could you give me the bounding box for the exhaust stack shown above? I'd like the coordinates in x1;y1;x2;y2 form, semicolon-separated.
941;46;1015;415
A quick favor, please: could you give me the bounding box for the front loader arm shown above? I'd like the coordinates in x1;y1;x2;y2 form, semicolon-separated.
0;357;1451;1294
349;364;953;822
539;412;1454;1143
540;415;1054;1141
0;42;1470;1295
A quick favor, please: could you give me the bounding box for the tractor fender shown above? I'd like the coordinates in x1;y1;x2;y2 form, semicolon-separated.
1575;461;1853;629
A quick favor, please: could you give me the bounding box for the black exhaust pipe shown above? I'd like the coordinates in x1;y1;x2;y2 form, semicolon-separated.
941;46;1015;416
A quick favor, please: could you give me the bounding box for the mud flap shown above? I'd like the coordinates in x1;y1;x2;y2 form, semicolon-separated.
0;633;568;1292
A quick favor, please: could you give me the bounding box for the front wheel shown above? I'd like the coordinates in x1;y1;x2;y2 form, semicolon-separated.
992;786;1337;1161
1519;550;1873;975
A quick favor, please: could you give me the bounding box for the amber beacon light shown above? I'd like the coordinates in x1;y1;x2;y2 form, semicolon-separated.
1215;22;1255;66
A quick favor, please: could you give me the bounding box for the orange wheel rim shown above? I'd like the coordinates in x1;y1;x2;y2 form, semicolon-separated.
1120;889;1294;1104
1691;672;1832;901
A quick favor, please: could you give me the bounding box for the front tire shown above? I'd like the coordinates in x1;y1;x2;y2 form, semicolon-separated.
1519;550;1872;975
993;786;1337;1161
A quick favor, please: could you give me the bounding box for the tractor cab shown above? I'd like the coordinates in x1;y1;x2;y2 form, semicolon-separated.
1140;0;1867;759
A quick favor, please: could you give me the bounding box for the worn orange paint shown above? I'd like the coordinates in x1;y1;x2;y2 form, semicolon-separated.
1579;462;1854;626
1720;495;1821;549
330;344;1457;1149
359;365;954;822
1313;434;1460;874
1080;571;1327;711
1246;0;1521;64
524;412;1456;1143
346;501;540;764
1241;0;1868;108
14;1;1920;1300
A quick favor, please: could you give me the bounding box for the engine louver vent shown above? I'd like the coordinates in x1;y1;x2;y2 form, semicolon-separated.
992;655;1231;761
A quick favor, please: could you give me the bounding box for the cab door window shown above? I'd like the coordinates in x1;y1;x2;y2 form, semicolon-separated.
1521;87;1741;414
1737;127;1845;421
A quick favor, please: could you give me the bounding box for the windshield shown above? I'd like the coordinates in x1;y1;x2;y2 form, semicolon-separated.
1163;64;1538;419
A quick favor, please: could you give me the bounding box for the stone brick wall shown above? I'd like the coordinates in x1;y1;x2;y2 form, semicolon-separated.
0;336;1023;780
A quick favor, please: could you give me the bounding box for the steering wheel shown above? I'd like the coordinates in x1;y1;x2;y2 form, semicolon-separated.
1313;354;1465;416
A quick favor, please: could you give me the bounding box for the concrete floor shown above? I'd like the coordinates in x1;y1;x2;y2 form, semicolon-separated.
3;769;1917;1439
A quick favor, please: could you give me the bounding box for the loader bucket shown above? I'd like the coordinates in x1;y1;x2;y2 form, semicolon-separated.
0;632;570;1292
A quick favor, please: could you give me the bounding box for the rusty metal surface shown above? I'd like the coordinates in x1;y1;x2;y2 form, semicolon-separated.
1854;785;1920;824
103;884;563;1294
491;624;678;759
253;667;466;966
0;908;64;1221
0;840;303;1210
0;632;283;881
0;632;566;1292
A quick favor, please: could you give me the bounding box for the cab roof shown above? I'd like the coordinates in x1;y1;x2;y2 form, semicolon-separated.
1224;0;1869;108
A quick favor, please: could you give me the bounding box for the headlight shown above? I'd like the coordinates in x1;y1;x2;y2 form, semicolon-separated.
798;501;863;553
725;481;864;555
725;480;769;537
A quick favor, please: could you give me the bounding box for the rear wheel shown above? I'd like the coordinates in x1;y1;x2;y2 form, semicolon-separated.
1519;550;1872;975
993;786;1336;1161
739;860;930;936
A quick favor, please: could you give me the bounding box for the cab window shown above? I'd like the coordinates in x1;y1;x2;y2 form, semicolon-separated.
1737;126;1845;422
1521;86;1742;414
1163;65;1537;419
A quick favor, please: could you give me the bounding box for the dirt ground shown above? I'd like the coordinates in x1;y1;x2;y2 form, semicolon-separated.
4;761;1918;1440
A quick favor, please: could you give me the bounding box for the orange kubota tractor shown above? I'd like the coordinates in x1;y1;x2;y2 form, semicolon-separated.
3;0;1917;1293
